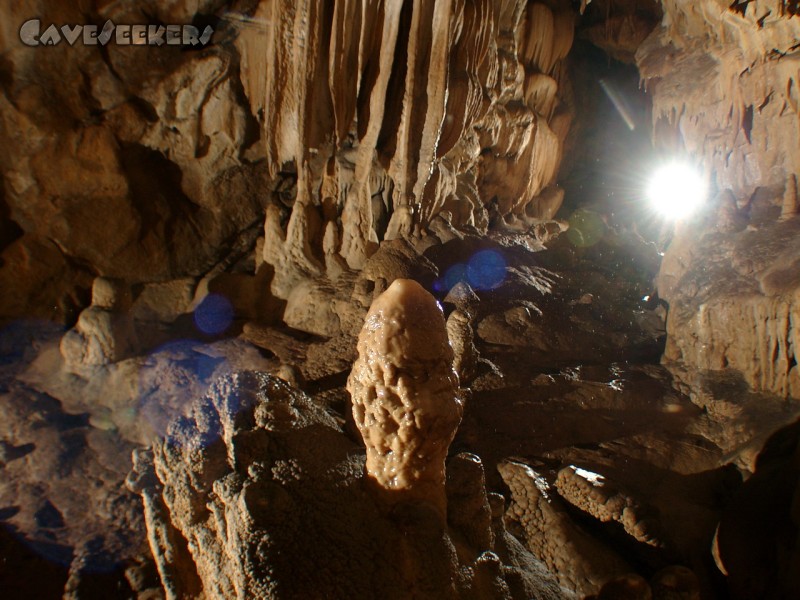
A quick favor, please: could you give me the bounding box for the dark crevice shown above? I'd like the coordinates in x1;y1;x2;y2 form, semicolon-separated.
0;506;20;521
742;104;754;143
782;0;800;16
274;169;298;211
128;96;159;123
34;500;65;530
0;177;24;254
758;92;773;112
0;441;35;463
186;14;223;51
118;142;202;243
375;0;413;163
730;0;754;17
0;523;71;597
371;181;392;241
0;54;14;95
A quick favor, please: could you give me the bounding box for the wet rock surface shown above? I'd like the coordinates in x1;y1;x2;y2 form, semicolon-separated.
2;213;794;598
1;0;799;598
128;371;570;600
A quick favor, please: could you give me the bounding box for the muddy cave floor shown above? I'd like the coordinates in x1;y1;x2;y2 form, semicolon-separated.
1;227;799;599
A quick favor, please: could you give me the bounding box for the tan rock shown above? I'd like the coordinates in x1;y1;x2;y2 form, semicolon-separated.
555;466;663;548
347;279;462;520
247;0;577;278
60;278;138;368
130;279;198;324
129;372;569;599
447;309;479;383
637;0;800;201
0;235;92;325
650;565;701;600
282;279;343;338
60;309;136;368
499;460;631;597
781;174;799;221
597;574;652;600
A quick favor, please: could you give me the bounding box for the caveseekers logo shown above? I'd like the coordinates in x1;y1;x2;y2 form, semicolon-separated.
19;19;214;47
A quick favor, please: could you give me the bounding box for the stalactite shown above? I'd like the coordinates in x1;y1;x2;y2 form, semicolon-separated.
247;0;577;293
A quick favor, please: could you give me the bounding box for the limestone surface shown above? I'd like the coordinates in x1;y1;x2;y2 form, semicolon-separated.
129;371;570;600
348;278;462;520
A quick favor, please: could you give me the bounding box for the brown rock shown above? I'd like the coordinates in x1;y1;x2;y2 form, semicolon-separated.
712;418;800;599
130;371;569;599
597;574;652;600
650;565;701;600
0;235;91;326
499;460;631;597
637;2;800;201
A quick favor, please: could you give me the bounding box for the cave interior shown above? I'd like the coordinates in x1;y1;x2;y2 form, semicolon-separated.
1;1;800;599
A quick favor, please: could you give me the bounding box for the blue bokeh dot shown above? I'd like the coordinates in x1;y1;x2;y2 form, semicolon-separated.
444;263;468;290
194;293;234;335
467;250;506;290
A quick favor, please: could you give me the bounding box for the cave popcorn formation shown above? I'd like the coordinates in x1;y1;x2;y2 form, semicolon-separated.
348;278;462;519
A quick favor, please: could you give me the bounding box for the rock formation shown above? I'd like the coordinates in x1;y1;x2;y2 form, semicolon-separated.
638;0;800;201
712;417;800;599
247;0;577;294
499;460;632;597
1;0;800;598
60;278;137;368
636;1;800;402
128;371;570;600
348;278;463;520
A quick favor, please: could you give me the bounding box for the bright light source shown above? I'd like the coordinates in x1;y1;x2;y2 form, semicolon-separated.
647;162;707;220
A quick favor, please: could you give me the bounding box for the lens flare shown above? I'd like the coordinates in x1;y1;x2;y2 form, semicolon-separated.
194;293;234;335
444;263;468;290
566;209;606;248
137;339;227;441
467;250;506;290
647;162;706;220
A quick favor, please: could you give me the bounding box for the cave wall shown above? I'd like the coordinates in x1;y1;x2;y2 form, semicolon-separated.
3;3;800;597
3;0;798;399
636;0;800;397
0;0;266;324
246;0;578;295
0;0;579;326
638;0;800;199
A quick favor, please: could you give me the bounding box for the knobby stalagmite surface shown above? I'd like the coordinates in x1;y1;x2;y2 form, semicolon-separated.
128;371;570;599
348;278;462;520
499;460;631;597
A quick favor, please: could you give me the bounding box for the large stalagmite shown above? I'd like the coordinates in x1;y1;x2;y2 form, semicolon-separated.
348;278;462;519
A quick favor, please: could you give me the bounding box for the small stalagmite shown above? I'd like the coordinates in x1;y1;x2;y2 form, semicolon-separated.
780;174;798;221
347;278;462;520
